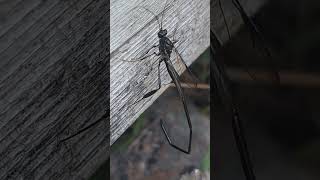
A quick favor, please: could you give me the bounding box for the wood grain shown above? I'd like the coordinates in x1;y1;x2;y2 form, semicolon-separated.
110;0;210;145
0;0;109;179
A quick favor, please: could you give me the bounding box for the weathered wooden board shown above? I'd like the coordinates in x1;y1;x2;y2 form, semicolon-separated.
110;0;266;145
0;0;109;179
110;0;210;145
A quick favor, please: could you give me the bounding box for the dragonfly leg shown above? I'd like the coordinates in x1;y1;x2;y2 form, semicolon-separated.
159;61;192;154
140;59;163;99
160;118;192;154
122;45;159;62
129;59;163;107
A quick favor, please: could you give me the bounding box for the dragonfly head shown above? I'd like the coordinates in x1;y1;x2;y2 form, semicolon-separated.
158;29;167;38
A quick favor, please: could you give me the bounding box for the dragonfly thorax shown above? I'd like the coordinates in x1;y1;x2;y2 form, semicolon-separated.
159;36;174;59
158;29;167;38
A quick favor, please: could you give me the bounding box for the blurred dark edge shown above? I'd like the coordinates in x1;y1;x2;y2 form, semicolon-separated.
211;0;320;180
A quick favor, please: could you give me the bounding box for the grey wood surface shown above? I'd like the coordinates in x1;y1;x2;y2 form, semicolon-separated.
0;0;109;179
110;0;210;145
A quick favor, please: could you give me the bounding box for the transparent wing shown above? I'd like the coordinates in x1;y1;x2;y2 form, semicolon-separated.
172;47;201;89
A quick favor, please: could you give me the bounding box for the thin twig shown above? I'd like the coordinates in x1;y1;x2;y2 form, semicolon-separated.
168;83;209;89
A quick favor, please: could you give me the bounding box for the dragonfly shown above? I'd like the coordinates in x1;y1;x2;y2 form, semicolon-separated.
122;0;199;154
59;0;199;155
211;0;280;180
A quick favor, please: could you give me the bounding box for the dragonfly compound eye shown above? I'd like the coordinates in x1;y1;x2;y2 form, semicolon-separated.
158;29;167;38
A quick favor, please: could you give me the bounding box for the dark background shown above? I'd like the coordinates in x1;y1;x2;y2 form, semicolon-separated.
212;0;320;179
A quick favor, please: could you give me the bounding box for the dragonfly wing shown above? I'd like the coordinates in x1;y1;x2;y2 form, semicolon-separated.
173;47;201;88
